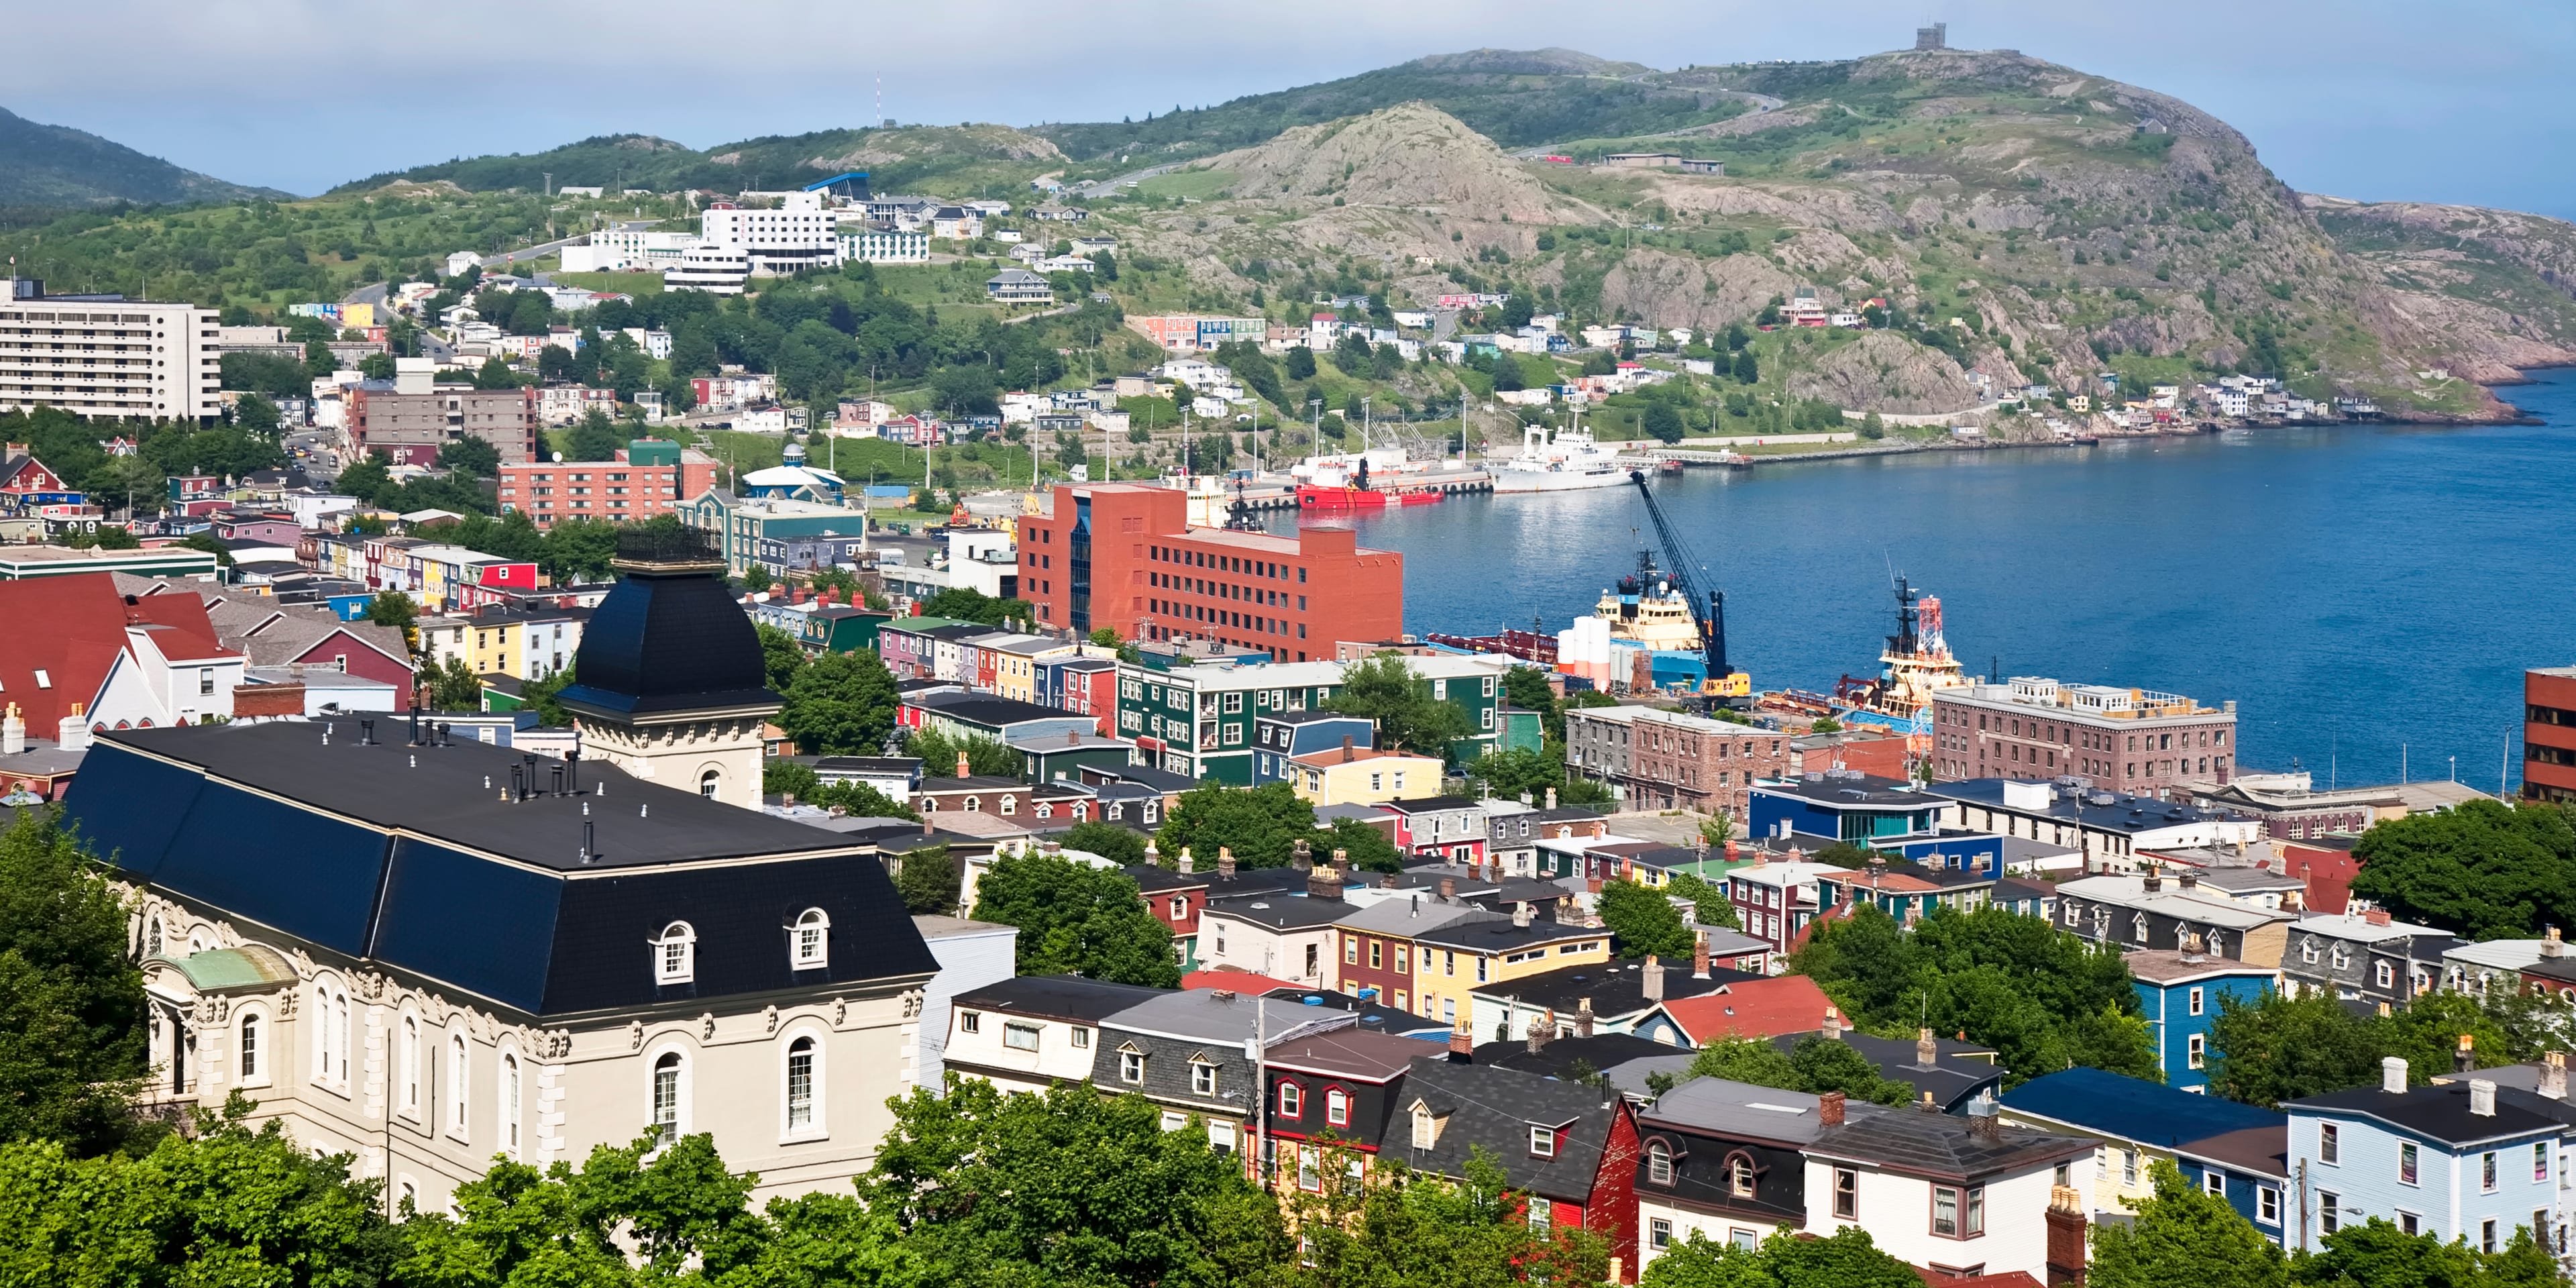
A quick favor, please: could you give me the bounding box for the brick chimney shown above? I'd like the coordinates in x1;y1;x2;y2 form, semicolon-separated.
1217;847;1236;878
2544;1051;2568;1101
1575;997;1594;1037
1448;1019;1473;1063
1817;1090;1846;1127
1917;1027;1938;1068
1513;901;1532;928
1308;863;1343;902
1693;934;1711;979
1291;839;1313;873
2548;927;2565;959
1642;954;1664;1002
2456;1034;2476;1075
2045;1187;2088;1287
1341;735;1355;762
2365;907;2392;926
1821;1007;1842;1040
1966;1094;2001;1140
2141;865;2161;894
1544;786;1557;810
2178;869;2198;892
1528;1010;1554;1055
954;751;970;780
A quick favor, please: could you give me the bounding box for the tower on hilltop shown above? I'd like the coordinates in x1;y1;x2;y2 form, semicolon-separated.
1915;21;1947;50
557;527;781;809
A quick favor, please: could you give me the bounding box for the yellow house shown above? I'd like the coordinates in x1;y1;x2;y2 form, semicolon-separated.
988;637;1078;704
1409;912;1611;1030
423;613;521;678
1289;745;1444;807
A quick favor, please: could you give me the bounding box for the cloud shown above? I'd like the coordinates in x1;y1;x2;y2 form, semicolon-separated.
5;0;2573;213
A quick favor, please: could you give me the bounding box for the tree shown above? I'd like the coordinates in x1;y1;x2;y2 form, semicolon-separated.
1156;782;1316;869
893;846;960;916
233;393;282;435
362;592;419;641
1682;1036;1915;1108
1285;347;1317;380
433;435;500;478
1732;350;1759;384
918;586;1036;627
1666;871;1740;929
1326;816;1403;873
1490;356;1525;392
1285;1150;1606;1288
1324;652;1469;757
765;757;824;801
426;655;482;712
1060;820;1149;867
565;407;627;462
1501;665;1564;741
2205;989;2516;1108
756;623;809;692
2347;800;2576;940
1642;402;1685;443
2291;1215;2557;1288
1858;413;1886;441
358;352;397;381
2088;1162;2288;1288
1642;1224;1922;1288
777;650;899;755
1599;879;1695;960
336;449;394;505
0;809;153;1156
1087;627;1122;649
969;855;1180;985
539;518;620;584
861;1078;1284;1286
473;356;521;389
907;726;1020;779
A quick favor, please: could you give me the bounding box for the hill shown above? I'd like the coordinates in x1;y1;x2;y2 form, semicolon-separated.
331;124;1065;197
2303;195;2576;376
0;105;284;207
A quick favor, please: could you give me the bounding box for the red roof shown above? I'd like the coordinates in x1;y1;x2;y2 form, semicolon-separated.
1650;975;1839;1044
0;574;233;729
1181;969;1305;995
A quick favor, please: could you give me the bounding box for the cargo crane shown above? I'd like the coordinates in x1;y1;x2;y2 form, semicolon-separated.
1626;470;1752;709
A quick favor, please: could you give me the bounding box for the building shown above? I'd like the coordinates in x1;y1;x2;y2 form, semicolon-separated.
1382;796;1491;864
0;281;220;420
2000;1067;2286;1237
2125;948;2275;1091
1409;912;1613;1030
1332;892;1488;1014
2280;909;2456;1008
1198;872;1354;988
1260;1028;1430;1194
78;713;939;1213
910;914;1017;1085
0;572;247;733
418;604;590;683
1563;705;1792;819
943;975;1168;1095
498;440;715;531
1470;951;1756;1044
1627;976;1841;1047
1020;483;1403;661
2184;772;2495;842
1114;659;1346;784
2285;1060;2565;1252
1130;853;1312;969
1721;857;1843;955
678;491;873;581
2049;870;2294;967
349;384;541;468
1926;778;2262;874
985;269;1053;304
2526;666;2576;804
663;244;750;294
1095;989;1353;1155
1748;771;1949;845
1930;677;2239;799
1396;1053;1642;1279
0;542;221;582
201;598;417;710
838;223;928;264
1288;743;1444;806
698;193;841;276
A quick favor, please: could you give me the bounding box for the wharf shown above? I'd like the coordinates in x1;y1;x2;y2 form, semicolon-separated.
1214;470;1495;511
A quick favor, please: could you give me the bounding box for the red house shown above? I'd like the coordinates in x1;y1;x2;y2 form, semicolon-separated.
211;603;416;710
1397;1044;1643;1281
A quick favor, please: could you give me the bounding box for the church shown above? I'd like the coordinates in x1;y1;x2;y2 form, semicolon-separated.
60;529;936;1211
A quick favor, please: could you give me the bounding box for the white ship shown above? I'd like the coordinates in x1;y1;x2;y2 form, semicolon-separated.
1489;419;1629;493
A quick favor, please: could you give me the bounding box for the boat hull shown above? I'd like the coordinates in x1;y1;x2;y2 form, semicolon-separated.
1489;469;1629;494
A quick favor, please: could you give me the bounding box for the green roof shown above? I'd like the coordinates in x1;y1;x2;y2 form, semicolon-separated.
146;945;299;991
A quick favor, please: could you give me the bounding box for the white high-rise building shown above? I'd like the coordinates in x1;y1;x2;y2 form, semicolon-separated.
697;191;841;276
0;280;221;420
663;245;751;295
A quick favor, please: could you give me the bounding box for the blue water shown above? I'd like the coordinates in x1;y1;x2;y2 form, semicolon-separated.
1270;370;2576;791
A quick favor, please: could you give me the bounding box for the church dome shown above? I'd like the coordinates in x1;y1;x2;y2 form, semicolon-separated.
557;530;780;719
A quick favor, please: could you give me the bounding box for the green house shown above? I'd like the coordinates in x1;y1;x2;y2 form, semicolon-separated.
799;605;891;654
1114;659;1346;784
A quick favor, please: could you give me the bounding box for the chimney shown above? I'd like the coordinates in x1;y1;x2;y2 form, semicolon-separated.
2457;1034;2476;1075
1513;902;1532;928
1292;839;1313;872
1;702;22;755
953;751;970;780
2545;1051;2569;1102
2178;869;2198;891
1544;786;1557;810
2382;1056;2409;1094
1693;934;1711;979
1917;1090;1938;1113
1341;735;1354;762
1575;997;1595;1038
1642;954;1664;1002
2471;1077;2498;1118
921;813;934;837
1308;863;1343;902
1966;1094;2001;1140
1448;1020;1473;1063
2141;865;2161;894
2181;932;2206;963
1821;1007;1842;1041
1817;1090;1847;1127
2045;1188;2089;1288
1218;847;1237;879
1528;1010;1554;1054
1725;839;1739;863
2548;927;2565;959
1440;876;1456;900
1917;1027;1938;1068
57;704;89;750
2365;907;2392;926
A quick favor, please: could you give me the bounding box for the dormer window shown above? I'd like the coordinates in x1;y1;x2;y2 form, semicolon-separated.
792;909;829;969
653;922;696;984
1529;1125;1556;1158
1411;1104;1437;1150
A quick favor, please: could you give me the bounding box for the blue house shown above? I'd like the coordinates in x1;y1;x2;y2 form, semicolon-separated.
2000;1066;2285;1233
1747;771;1947;846
2172;1124;2294;1246
2125;947;2274;1091
1251;710;1375;785
2287;1059;2569;1254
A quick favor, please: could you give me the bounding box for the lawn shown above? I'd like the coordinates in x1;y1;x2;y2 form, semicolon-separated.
552;270;665;295
1132;168;1238;201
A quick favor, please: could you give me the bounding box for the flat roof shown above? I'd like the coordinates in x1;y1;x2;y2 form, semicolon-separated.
1931;779;2242;832
1756;772;1944;809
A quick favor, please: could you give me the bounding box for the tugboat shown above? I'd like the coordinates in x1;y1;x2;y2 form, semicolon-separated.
1295;455;1446;510
1828;576;1968;749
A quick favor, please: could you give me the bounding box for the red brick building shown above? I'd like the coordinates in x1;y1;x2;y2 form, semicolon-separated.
2525;667;2576;804
349;384;540;468
1017;483;1402;661
496;439;716;531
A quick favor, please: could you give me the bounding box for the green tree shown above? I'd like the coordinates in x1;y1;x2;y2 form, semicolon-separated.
1666;871;1740;929
1858;413;1886;441
1501;665;1564;741
1642;402;1685;443
1087;627;1122;649
564;407;627;463
1326;816;1404;873
968;855;1180;986
2088;1162;2288;1288
1287;1150;1607;1288
764;757;823;802
861;1078;1284;1287
1732;350;1759;384
2290;1214;2557;1287
539;518;619;584
233;393;282;435
473;356;521;390
777;650;900;755
755;623;809;692
0;809;153;1156
1323;652;1470;756
1285;347;1317;380
396;1127;765;1285
426;655;483;711
364;590;419;649
2347;800;2576;940
907;726;1020;779
335;449;394;504
1060;820;1149;867
358;352;397;381
434;435;500;478
1681;1036;1915;1107
1598;879;1696;960
894;846;960;916
1156;782;1316;869
2206;991;2397;1108
1641;1224;1922;1288
918;586;1036;628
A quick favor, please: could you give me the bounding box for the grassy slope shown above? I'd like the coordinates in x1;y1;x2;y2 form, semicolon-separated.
0;106;287;207
331;125;1065;199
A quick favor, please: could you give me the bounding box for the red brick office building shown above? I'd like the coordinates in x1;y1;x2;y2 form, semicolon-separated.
1017;483;1403;661
2525;666;2576;804
349;384;540;468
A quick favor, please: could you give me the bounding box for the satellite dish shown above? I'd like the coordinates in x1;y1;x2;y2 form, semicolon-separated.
552;451;564;463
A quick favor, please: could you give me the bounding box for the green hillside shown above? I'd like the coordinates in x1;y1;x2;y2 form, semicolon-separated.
331;124;1068;199
0;105;285;208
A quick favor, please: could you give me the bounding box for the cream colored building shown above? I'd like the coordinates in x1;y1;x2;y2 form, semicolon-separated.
559;538;779;809
1287;745;1444;807
0;285;221;420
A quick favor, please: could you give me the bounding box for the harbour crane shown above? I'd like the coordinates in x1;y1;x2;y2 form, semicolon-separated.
1627;470;1752;709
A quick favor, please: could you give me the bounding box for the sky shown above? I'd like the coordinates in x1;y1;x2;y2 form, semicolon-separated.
13;0;2576;216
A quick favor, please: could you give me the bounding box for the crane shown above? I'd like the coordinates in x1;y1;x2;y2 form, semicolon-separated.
1627;470;1752;708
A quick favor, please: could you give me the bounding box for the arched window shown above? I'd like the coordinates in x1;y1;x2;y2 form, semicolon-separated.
1727;1152;1756;1198
145;916;163;957
1648;1140;1674;1185
500;1051;523;1159
239;1012;263;1083
335;989;350;1083
445;1032;470;1138
400;1016;421;1118
786;1036;817;1132
1326;1089;1349;1126
313;983;335;1081
653;922;696;984
791;909;829;970
1000;795;1016;816
652;1051;684;1147
963;796;980;812
699;769;720;799
1278;1081;1303;1118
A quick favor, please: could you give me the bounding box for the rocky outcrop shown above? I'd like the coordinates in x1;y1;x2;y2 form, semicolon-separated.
1205;102;1567;224
1787;332;1982;415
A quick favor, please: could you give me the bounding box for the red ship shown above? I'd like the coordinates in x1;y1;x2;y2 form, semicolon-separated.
1297;483;1445;510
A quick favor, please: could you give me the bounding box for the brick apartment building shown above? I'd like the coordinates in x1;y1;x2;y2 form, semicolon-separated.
1564;704;1790;821
2526;666;2576;804
1017;483;1402;661
496;439;717;530
1931;676;2237;800
348;383;540;468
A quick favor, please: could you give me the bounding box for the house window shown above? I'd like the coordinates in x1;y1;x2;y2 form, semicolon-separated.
651;1051;683;1146
2484;1219;2499;1254
700;769;720;798
2376;961;2396;989
1370;941;1383;970
1834;1167;1858;1220
1279;1082;1302;1118
2123;1148;2139;1185
653;922;696;984
1004;1022;1041;1052
447;1034;468;1139
2320;1191;2341;1234
1192;1061;1218;1096
2484;1150;2500;1193
1648;1142;1673;1185
2204;1171;2226;1197
1650;1218;1673;1250
958;1011;981;1034
2400;1142;2419;1185
1530;1125;1556;1158
501;1052;522;1159
2400;1212;2420;1236
1171;897;1187;920
2320;1123;2339;1165
238;1012;262;1082
1933;1186;1962;1237
1298;1146;1321;1191
786;1036;817;1132
1527;1199;1550;1234
2188;986;2205;1017
2188;1034;2206;1069
1120;1051;1146;1083
2538;1142;2552;1183
1071;1027;1089;1049
400;1017;419;1116
2258;1186;2280;1225
1411;1106;1436;1149
792;908;829;969
199;670;214;696
1728;1154;1755;1198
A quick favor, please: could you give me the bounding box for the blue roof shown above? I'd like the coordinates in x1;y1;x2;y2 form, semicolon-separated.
804;171;869;191
2002;1067;2282;1148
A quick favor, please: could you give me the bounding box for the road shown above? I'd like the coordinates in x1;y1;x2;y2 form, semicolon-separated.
1075;163;1185;199
1507;91;1787;159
